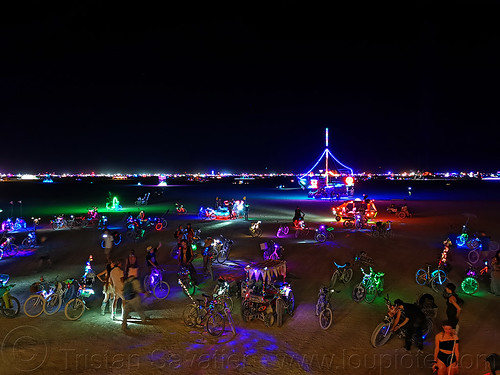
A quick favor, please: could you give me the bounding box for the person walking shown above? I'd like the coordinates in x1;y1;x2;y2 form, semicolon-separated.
432;320;459;375
390;298;426;353
121;267;148;331
490;250;500;296
109;260;125;321
96;261;115;316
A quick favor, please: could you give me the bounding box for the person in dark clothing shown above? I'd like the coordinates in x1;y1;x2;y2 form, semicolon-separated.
443;283;462;331
293;206;304;226
391;298;426;352
146;242;162;269
178;239;197;285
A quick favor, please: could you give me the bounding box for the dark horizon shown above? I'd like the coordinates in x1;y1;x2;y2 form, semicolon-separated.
2;3;499;174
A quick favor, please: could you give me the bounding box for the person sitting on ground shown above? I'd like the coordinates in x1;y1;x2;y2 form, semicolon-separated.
432;320;459;375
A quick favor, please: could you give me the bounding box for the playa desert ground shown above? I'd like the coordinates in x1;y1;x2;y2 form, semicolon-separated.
0;185;499;375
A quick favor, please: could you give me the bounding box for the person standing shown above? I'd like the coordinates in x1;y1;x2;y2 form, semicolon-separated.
432;320;459;375
109;260;125;321
443;283;462;332
185;223;195;245
490;250;500;296
179;239;197;285
243;201;250;221
121;267;148;331
102;227;113;263
96;261;115;316
124;249;138;279
36;236;52;272
390;298;426;353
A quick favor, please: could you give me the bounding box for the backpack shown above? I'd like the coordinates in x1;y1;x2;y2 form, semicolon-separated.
123;278;136;300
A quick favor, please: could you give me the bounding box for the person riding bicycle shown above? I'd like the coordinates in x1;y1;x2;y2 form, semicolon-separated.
390;298;426;353
146;242;162;270
293;206;305;228
179;239;197;285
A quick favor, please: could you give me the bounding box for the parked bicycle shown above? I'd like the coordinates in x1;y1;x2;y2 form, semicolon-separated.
213;277;234;312
314;224;335;243
182;293;227;336
370;221;393;238
370;294;435;348
461;260;489;295
51;214;68;230
352;266;385;303
0;233;18;259
415;263;447;293
329;260;353;290
24;276;76;317
178;266;196;296
212;235;233;264
64;255;96;320
143;267;170;300
0;274;20;318
276;222;290;238
249;221;263;238
260;240;284;261
315;286;339;330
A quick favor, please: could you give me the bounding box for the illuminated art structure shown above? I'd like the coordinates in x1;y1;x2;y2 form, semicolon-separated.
298;128;354;198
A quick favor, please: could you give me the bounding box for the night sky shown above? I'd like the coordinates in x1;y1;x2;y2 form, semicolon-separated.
1;2;499;174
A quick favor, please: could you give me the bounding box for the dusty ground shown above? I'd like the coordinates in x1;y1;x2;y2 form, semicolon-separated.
0;195;499;375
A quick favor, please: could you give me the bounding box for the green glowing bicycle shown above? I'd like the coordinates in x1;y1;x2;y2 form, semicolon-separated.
352;266;385;303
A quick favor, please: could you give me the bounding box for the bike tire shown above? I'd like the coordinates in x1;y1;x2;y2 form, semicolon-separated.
397;211;406;219
343;268;353;284
431;269;447;285
276;298;285;328
0;248;3;260
330;272;338;290
23;294;45;318
207;312;225;336
461;276;478;295
2;296;20;318
264;312;275;327
143;275;152;293
64;298;85;320
276;228;284;238
100;240;105;249
254;228;263;237
153;281;171;300
468;250;479;264
155;222;163;231
456;234;467;247
315;232;327;243
430;276;446;294
220;296;233;312
352;284;366;302
364;285;378;303
489;241;500;252
415;269;428;286
315;297;323;316
225;308;236;335
182;304;199;327
283;226;290;235
286;290;295;316
370;322;393;347
22;237;33;248
114;234;122;246
44;293;62;315
319;306;333;330
335;215;341;222
216;249;228;264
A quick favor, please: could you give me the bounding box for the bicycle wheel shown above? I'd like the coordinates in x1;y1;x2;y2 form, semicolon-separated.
64;298;85;320
225;308;236;335
219;296;234;312
207;312;225;336
319;306;333;330
468;250;479;264
2;296;20;318
153;281;171;300
456;234;467;247
44;293;62;315
155;222;163;231
397;211;406;219
431;269;447;285
23;294;45;318
343;268;353;284
0;248;3;260
461;277;478;295
330;272;338;289
22;237;33;248
216;249;228;264
275;298;284;327
315;232;327;243
182;304;199;327
364;285;378;303
143;275;152;293
430;276;446;294
7;244;18;257
114;234;122;246
415;269;428;286
489;241;500;252
370;322;393;347
352;283;366;302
